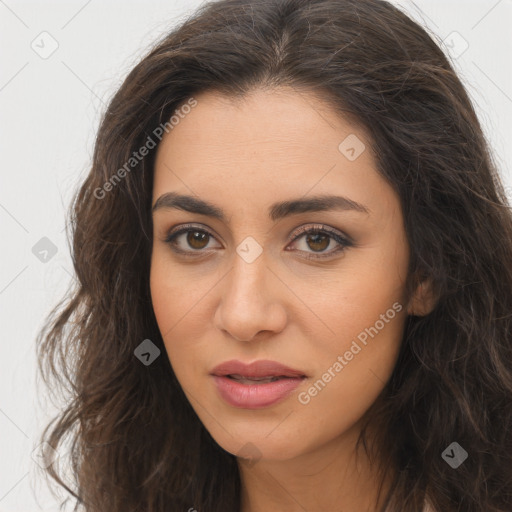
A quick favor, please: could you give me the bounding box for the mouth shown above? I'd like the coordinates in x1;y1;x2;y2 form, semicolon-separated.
224;374;302;384
210;359;307;379
210;359;308;409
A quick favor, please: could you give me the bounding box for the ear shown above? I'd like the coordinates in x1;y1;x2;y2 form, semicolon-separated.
407;278;437;317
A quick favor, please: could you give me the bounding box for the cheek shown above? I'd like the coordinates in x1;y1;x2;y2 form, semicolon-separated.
149;253;215;374
149;257;175;335
287;260;407;357
150;255;191;368
295;305;406;448
292;253;407;417
149;250;207;334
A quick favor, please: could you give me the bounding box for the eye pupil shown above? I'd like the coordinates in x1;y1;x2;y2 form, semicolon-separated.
187;230;209;249
306;233;329;252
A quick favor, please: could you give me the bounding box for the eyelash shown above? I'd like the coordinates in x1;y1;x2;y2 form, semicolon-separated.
163;223;353;261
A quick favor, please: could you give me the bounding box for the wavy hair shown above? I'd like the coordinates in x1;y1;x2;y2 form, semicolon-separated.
36;0;512;510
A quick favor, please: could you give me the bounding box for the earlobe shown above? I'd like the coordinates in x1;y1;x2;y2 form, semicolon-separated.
407;278;437;316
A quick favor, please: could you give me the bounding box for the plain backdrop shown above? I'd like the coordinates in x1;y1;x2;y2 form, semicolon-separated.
0;0;511;510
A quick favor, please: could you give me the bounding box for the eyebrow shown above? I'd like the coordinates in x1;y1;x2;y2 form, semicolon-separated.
151;192;370;222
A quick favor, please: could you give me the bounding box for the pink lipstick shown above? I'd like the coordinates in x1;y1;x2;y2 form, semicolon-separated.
210;359;307;409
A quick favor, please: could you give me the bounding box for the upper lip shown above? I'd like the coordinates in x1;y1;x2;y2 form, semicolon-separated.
210;359;307;378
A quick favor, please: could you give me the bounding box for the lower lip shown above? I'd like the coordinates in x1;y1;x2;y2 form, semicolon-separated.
212;375;305;409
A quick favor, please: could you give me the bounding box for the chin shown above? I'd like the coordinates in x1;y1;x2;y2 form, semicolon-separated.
209;425;307;463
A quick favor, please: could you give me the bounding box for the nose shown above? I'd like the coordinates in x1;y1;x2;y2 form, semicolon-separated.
213;252;288;342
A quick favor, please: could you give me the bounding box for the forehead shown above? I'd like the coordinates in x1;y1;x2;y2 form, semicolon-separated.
152;87;398;221
156;87;368;162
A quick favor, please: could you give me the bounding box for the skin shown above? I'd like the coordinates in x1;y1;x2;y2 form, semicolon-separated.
150;87;435;512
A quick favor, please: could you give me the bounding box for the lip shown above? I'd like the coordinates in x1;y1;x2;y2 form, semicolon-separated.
210;359;307;409
210;359;307;379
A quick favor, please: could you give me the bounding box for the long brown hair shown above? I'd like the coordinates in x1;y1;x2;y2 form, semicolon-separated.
36;0;512;510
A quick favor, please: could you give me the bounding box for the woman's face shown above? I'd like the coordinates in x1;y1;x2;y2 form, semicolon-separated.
150;87;417;463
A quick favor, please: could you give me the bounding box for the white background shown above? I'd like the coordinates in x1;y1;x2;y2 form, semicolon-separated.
0;0;511;510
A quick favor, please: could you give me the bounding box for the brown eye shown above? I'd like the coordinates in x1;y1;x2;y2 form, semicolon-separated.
186;230;210;249
287;225;353;260
304;232;330;252
164;225;222;255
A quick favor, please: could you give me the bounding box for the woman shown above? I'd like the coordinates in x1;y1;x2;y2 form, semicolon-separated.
36;0;512;511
